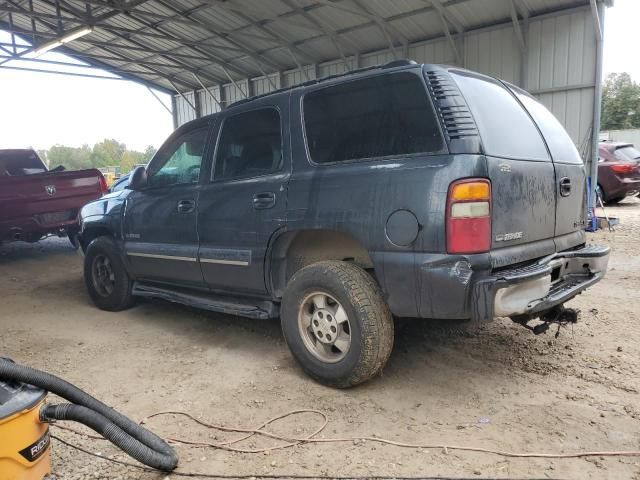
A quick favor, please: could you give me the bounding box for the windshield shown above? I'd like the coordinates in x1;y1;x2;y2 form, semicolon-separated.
614;146;640;162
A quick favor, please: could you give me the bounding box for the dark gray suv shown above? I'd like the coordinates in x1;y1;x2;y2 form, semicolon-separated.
79;61;609;387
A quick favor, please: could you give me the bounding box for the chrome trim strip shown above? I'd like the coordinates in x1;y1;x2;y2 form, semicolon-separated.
199;258;249;266
127;252;197;262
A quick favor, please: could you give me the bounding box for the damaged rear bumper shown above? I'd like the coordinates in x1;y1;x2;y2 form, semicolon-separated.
471;244;610;322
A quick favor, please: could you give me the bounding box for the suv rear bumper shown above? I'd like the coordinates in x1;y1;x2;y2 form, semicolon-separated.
471;244;610;322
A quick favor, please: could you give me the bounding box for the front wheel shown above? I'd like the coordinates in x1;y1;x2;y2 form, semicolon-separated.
84;236;135;311
605;196;625;205
281;261;394;388
68;230;80;249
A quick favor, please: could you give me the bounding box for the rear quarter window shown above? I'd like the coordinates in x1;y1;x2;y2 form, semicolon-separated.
614;145;640;162
509;87;583;165
303;71;444;164
451;71;550;162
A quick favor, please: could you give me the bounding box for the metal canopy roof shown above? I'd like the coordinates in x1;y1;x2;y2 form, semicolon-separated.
0;0;603;94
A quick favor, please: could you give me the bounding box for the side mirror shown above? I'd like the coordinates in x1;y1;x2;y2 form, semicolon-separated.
128;166;148;190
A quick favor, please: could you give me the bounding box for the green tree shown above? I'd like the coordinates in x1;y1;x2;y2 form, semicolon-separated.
143;145;157;163
91;139;126;168
120;150;145;173
37;140;156;172
46;144;92;170
601;72;640;130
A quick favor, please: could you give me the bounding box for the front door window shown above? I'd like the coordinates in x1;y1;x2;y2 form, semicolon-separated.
147;127;208;188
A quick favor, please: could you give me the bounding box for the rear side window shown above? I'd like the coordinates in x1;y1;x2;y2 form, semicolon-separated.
451;71;549;161
303;72;443;164
0;150;47;175
510;88;583;165
614;145;640;162
214;108;282;181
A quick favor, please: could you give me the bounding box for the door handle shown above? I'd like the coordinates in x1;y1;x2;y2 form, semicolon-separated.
177;199;196;213
559;177;572;197
252;192;276;209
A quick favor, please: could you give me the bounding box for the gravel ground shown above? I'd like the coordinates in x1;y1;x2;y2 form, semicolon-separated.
2;198;640;480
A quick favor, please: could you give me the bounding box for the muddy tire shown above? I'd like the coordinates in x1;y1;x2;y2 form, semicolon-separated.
281;261;394;388
84;236;135;311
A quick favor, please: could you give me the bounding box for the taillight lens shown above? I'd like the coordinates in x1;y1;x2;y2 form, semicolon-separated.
446;178;491;254
98;173;108;194
610;163;635;175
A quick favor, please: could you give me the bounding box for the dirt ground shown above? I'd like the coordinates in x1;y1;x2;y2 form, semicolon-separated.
2;199;640;480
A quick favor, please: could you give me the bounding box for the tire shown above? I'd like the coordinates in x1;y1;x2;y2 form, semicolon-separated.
68;230;80;250
83;236;136;311
281;261;394;388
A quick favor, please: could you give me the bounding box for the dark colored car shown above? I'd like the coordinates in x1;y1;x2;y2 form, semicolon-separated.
0;149;107;245
108;172;131;193
597;142;640;203
78;61;609;387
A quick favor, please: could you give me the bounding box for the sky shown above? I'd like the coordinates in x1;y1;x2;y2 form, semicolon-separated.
0;32;173;151
602;0;639;80
0;0;637;152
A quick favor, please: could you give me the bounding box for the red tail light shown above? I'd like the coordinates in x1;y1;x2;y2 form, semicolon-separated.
446;178;491;254
610;163;635;175
98;173;108;194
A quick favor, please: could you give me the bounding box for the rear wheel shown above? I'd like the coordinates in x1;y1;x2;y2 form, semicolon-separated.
84;236;135;311
281;261;394;388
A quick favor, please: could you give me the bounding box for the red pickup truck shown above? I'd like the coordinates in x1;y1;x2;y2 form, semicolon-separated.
0;149;107;245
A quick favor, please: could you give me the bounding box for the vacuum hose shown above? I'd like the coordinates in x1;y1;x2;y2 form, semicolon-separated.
0;359;178;471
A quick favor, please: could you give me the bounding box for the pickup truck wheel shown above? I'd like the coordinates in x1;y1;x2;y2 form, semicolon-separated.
281;261;393;388
84;236;135;311
68;231;80;249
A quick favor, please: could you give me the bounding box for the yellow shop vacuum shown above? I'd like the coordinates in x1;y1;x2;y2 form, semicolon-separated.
0;358;178;480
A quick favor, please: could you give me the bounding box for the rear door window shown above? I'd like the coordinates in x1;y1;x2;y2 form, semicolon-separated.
451;71;550;161
509;87;583;165
303;72;444;164
213;108;282;181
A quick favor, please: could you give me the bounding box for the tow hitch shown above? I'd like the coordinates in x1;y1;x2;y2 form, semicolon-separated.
511;305;579;337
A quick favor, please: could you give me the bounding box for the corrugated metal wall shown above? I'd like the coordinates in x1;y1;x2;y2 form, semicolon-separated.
174;5;597;164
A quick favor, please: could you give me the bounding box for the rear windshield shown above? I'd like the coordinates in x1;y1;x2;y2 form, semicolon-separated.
614;146;640;162
509;87;583;165
451;71;550;162
0;150;47;176
303;71;443;164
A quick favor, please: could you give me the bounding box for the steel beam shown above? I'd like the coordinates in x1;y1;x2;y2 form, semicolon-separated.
192;72;222;109
283;0;354;71
431;0;460;64
0;63;128;79
589;0;605;213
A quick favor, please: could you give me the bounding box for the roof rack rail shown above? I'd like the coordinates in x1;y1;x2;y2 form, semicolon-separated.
228;59;420;108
